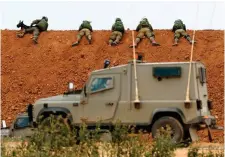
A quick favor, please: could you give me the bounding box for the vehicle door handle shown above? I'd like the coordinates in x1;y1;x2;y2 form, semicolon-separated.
105;102;114;106
73;103;79;107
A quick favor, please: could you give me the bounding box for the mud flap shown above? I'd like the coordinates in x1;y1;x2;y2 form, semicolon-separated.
189;125;199;142
207;126;213;142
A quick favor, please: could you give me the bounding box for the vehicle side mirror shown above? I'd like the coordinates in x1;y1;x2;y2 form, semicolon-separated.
68;82;75;92
2;120;7;128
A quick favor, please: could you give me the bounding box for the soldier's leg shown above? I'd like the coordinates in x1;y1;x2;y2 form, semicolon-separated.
136;32;144;45
109;32;116;46
146;31;160;46
32;27;40;44
78;30;85;42
17;27;35;38
173;30;181;46
182;31;196;44
85;29;92;44
72;30;84;47
130;32;143;48
114;32;122;45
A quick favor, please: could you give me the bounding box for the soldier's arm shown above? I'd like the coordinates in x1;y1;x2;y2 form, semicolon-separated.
172;25;175;32
122;25;125;33
30;19;40;26
46;23;49;31
184;24;187;31
136;24;141;31
90;25;93;32
78;24;83;31
149;24;153;31
111;24;115;31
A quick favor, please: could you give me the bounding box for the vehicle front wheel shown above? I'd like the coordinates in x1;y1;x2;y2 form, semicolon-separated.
151;116;184;143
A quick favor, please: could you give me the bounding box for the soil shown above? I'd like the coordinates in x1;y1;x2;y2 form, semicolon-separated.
1;29;224;143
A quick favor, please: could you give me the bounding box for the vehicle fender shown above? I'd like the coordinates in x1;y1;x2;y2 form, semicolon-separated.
150;108;186;124
37;107;73;122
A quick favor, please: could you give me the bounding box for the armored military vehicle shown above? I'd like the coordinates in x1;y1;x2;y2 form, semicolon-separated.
25;60;222;142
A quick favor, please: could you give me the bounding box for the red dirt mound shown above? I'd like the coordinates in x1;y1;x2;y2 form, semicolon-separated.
1;30;224;142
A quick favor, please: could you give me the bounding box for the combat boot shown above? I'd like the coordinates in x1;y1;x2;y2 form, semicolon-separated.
129;44;137;48
32;38;38;44
16;32;25;38
88;39;92;44
150;37;160;46
72;42;79;47
186;36;196;44
172;38;179;46
112;41;118;46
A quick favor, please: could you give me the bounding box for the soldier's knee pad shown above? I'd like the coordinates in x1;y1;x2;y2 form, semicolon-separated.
110;35;116;40
174;34;180;39
87;35;92;40
149;32;155;38
136;37;142;41
109;39;113;44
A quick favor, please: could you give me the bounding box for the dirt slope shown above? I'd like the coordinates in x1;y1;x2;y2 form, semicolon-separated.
1;30;224;142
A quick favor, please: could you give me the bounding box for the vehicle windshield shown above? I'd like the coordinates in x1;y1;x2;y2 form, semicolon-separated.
15;117;30;128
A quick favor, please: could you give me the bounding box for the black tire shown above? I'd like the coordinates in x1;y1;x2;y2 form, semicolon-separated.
151;116;184;143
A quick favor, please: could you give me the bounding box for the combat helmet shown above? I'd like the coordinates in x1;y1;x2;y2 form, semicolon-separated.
115;18;122;22
42;16;48;22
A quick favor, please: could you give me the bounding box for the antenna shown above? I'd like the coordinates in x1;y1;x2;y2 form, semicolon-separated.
185;4;199;104
132;31;140;107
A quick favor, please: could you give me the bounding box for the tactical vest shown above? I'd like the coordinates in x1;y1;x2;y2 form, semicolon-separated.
36;19;48;31
140;20;149;27
114;21;124;32
81;21;92;30
173;22;184;30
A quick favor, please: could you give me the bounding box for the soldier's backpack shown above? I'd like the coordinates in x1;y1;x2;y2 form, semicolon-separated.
114;21;124;32
140;20;149;27
174;20;184;29
82;21;92;30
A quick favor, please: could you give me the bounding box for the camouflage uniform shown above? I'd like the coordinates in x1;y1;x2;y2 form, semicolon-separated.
72;21;93;46
109;18;125;46
21;16;48;44
172;19;196;46
130;18;160;48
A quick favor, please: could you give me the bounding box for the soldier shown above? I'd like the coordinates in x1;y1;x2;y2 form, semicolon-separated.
130;18;160;48
172;19;196;46
72;20;93;47
108;18;125;46
17;16;48;44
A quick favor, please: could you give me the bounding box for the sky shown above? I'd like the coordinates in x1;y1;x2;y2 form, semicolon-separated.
0;1;225;30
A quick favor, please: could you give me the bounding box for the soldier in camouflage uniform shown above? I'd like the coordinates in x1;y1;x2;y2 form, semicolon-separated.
130;18;160;48
72;20;93;47
108;18;125;46
17;16;48;44
172;19;196;46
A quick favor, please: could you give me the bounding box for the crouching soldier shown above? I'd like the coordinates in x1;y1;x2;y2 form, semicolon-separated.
108;18;125;46
17;16;48;44
130;18;160;48
72;20;93;47
172;19;196;46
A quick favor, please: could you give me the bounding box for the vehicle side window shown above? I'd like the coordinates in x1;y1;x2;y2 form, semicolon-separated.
199;67;206;85
15;117;29;128
153;67;182;78
90;77;113;93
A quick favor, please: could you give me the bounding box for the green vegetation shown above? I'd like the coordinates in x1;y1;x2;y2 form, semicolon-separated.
1;116;223;157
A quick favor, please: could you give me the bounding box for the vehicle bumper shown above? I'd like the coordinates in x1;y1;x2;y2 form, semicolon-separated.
187;115;223;129
188;115;223;142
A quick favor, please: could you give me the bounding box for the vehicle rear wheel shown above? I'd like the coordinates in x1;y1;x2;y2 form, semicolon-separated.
151;116;184;143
